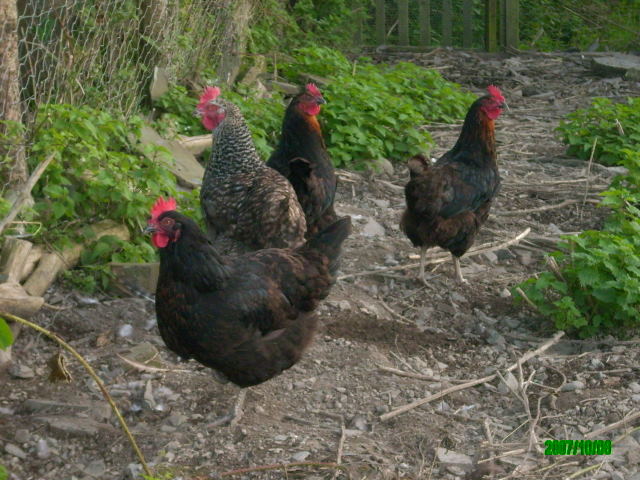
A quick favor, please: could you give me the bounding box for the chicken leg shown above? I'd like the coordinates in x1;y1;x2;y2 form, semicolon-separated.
452;255;468;284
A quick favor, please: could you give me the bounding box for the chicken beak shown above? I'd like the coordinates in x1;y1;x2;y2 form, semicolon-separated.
317;97;326;105
502;101;510;113
143;224;157;235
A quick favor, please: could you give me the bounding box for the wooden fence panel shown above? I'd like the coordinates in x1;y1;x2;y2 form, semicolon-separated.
463;0;473;48
419;0;431;46
398;0;410;45
442;0;452;46
376;0;386;44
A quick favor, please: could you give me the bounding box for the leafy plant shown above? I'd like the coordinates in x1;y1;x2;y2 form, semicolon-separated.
515;150;640;337
279;48;475;168
8;103;201;293
0;317;13;350
557;97;640;166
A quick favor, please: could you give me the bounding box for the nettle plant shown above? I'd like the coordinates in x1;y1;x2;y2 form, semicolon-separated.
557;97;640;166
516;150;640;337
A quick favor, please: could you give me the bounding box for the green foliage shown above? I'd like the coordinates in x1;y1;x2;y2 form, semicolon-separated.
0;317;13;350
520;0;640;51
153;85;204;138
515;150;640;337
280;47;475;168
0;464;7;480
557;97;640;166
9;104;201;293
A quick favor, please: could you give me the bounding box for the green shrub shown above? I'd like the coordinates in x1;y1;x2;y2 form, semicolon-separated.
515;150;640;337
10;104;201;292
279;48;474;168
557;97;640;166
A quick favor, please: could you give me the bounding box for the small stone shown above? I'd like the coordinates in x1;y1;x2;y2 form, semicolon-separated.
14;429;29;443
9;363;35;379
160;425;176;433
371;198;390;208
436;447;473;467
5;443;27;459
628;382;640;394
373;158;394;176
362;218;385;237
503;317;519;328
274;435;287;442
36;439;51;459
350;415;368;431
631;394;640;403
84;459;106;477
292;451;311;462
486;329;505;346
483;251;498;263
500;288;512;298
118;324;133;338
126;463;143;480
561;381;585;392
168;412;188;427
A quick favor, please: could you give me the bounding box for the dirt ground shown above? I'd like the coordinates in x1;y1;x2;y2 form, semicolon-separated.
2;50;640;480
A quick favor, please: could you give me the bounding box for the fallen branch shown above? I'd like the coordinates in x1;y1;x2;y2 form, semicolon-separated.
218;461;346;477
0;312;151;477
116;353;191;374
380;331;564;422
0;153;55;237
494;199;600;217
585;410;640;439
340;228;530;281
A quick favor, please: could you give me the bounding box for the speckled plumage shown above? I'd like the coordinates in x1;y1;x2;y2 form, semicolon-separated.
200;99;306;254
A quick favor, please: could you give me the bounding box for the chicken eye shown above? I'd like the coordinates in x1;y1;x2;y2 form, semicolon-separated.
161;217;174;227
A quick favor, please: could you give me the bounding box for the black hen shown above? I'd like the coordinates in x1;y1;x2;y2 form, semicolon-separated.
267;83;338;237
147;197;351;387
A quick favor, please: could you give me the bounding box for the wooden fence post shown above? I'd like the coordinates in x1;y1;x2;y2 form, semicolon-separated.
485;0;498;52
505;0;519;49
375;0;385;44
419;0;431;46
462;0;473;48
442;0;452;46
398;0;409;46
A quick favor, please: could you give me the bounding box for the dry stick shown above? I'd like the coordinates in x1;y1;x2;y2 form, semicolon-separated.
340;228;531;281
494;199;600;217
581;137;598;216
331;420;347;480
377;365;458;383
584;410;640;439
515;287;540;312
564;462;605;480
218;461;346;477
1;312;151;476
0;153;55;236
380;331;564;422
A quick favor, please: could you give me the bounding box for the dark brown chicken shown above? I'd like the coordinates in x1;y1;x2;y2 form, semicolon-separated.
267;83;338;237
197;86;306;254
146;197;351;388
401;86;505;284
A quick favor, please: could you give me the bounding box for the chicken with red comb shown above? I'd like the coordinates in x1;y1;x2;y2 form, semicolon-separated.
401;85;505;284
267;83;339;237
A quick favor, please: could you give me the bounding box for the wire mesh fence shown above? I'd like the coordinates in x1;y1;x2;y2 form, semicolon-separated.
1;0;233;181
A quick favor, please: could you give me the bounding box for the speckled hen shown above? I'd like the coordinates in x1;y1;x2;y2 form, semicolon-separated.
197;86;306;254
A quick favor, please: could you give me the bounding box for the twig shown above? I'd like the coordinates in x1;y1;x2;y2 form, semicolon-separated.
378;300;412;325
494;199;599;217
380;331;564;422
377;365;461;383
0;312;151;477
331;420;346;480
218;461;346;477
0;153;56;236
340;228;531;280
584;410;640;439
515;287;539;312
564;462;604;480
116;353;191;373
478;448;526;464
581;137;598;214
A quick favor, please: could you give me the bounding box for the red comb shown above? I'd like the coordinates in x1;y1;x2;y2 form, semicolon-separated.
197;86;221;109
487;85;505;103
305;83;321;97
151;197;177;220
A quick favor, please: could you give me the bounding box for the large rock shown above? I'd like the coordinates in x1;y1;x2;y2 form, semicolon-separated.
109;262;159;295
591;54;640;77
138;125;205;189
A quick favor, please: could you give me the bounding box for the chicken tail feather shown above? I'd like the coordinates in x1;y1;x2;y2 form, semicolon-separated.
300;216;352;276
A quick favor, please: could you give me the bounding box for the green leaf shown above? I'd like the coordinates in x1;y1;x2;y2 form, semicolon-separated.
0;317;14;350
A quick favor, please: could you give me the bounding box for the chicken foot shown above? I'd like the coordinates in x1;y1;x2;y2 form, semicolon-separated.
452;255;468;284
